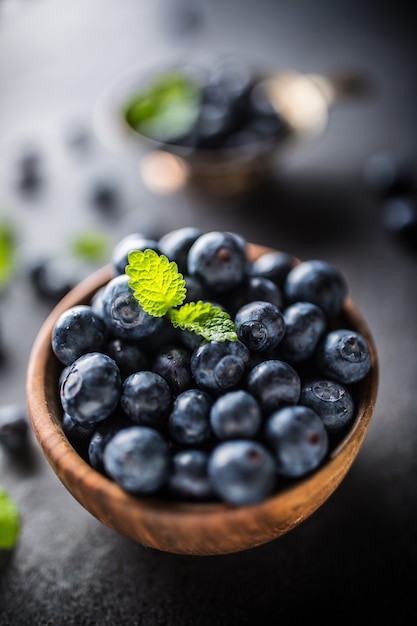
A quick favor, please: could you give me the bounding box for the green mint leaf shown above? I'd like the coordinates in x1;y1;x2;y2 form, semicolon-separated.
170;301;238;342
0;220;17;290
124;72;200;143
126;249;186;317
0;489;20;550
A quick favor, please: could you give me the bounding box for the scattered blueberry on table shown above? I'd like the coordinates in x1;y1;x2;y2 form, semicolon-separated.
363;151;417;253
0;404;29;455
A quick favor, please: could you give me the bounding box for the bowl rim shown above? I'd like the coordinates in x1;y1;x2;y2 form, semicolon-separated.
26;243;379;556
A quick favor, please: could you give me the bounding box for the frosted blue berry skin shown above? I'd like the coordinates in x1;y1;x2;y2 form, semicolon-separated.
187;231;248;293
300;379;355;435
167;449;214;501
190;340;250;393
183;275;211;303
152;345;192;395
168;388;213;446
62;412;95;460
88;411;133;474
138;316;181;356
284;259;348;319
208;440;277;505
158;226;203;274
210;390;261;439
52;304;108;366
243;276;284;310
316;329;372;384
100;274;163;341
60;352;122;425
121;370;172;427
103;426;170;494
111;232;161;275
246;359;301;413
235;300;285;352
278;301;326;362
264;405;329;478
249;250;294;288
225;276;283;316
105;337;149;380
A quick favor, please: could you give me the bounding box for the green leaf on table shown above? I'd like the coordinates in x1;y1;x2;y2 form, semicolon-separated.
124;71;200;143
0;489;20;550
126;249;186;316
170;301;238;342
0;220;17;290
70;230;111;264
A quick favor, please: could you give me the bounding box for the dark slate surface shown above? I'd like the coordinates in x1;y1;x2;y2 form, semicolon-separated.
1;1;416;623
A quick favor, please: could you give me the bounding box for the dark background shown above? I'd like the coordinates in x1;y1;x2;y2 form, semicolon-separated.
1;1;416;624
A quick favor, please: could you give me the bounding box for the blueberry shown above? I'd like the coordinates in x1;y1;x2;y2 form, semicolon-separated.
192;99;234;148
152;345;192;395
300;379;355;435
278;301;326;362
101;274;164;341
248;82;289;140
138;316;183;356
249;252;294;289
105;338;149;380
121;371;172;427
225;276;284;316
284;260;348;319
62;412;95;460
381;196;417;251
28;256;84;303
88;411;133;473
103;426;170;494
315;329;372;384
167;449;213;501
208;440;276;505
235;300;285;352
362;151;414;198
210;390;261;439
264;405;329;478
60;352;122;425
182;274;212;303
187;231;248;293
177;326;205;352
88;177;120;213
246;359;301;413
168;388;213;446
14;146;42;191
190;340;250;393
90;285;106;318
158;226;203;274
0;404;29;454
52;304;108;366
111;233;161;275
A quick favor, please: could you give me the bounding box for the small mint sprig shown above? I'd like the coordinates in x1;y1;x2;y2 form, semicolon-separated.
126;249;237;342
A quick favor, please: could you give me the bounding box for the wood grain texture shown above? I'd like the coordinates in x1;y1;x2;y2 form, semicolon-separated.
26;244;379;556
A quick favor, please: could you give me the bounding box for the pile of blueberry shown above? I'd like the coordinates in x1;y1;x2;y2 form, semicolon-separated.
125;56;289;153
52;228;372;506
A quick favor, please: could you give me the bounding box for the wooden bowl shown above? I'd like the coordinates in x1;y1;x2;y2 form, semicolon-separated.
26;244;379;556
